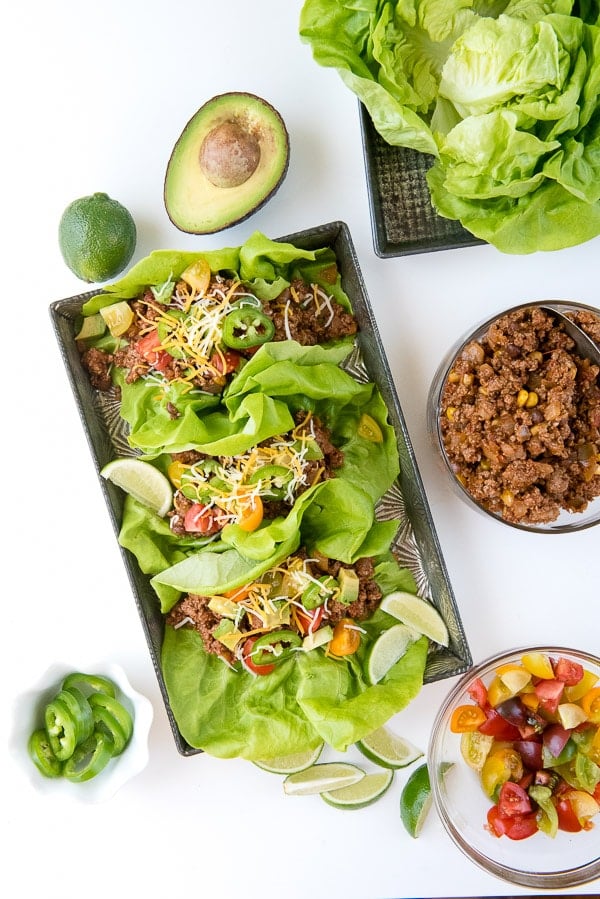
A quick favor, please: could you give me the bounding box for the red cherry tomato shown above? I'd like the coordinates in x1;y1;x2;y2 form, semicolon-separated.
497;781;532;818
467;677;489;709
487;806;538;840
554;657;584;686
210;349;241;375
183;503;224;535
535;678;565;714
295;606;324;636
136;330;172;371
478;708;521;741
241;637;276;676
556;797;583;833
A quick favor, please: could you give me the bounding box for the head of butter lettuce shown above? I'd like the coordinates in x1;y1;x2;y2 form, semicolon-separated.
300;1;600;253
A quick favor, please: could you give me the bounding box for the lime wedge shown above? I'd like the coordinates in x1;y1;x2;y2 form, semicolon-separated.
321;770;394;810
357;726;423;770
101;458;173;517
400;762;433;838
283;762;365;796
380;591;449;647
253;743;324;775
366;623;416;685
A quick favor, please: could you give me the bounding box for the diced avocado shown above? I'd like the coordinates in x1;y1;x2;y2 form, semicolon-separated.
164;92;290;234
75;313;106;341
302;626;334;652
213;619;245;651
338;568;360;605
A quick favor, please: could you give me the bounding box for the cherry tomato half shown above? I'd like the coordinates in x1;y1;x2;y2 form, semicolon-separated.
183;503;224;535
581;687;600;724
241;637;276;676
295;606;325;636
487;806;538;841
497;781;532;818
554;657;584;686
450;704;487;733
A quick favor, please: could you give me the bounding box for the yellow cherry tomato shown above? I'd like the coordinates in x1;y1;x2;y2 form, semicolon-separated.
521;651;554;679
167;460;188;488
481;747;524;799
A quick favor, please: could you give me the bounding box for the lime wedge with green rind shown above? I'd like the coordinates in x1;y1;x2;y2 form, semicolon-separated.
253;743;324;775
321;769;394;810
101;457;173;517
283;762;365;796
400;762;433;838
357;726;423;770
380;591;449;646
366;623;417;685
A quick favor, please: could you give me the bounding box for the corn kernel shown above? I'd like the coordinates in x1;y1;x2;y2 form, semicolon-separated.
501;489;514;506
446;406;456;421
447;371;460;383
516;389;529;407
525;391;538;408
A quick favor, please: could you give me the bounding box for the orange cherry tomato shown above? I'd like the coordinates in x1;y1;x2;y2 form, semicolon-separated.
450;704;487;733
329;618;361;657
237;496;264;532
581;687;600;724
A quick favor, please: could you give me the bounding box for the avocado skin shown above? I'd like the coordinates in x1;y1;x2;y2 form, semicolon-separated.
164;92;290;235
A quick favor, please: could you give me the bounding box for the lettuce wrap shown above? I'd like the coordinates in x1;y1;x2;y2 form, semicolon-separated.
160;547;428;759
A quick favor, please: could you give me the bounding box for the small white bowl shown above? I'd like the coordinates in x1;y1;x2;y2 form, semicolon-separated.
9;660;153;803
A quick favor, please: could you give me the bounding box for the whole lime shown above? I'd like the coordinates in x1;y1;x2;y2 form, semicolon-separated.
58;192;137;283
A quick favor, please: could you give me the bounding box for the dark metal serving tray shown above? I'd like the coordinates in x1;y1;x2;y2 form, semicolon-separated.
50;220;472;756
359;104;485;258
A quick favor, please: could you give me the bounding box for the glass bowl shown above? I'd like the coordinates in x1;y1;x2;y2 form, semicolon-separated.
428;646;600;889
427;300;600;533
9;660;154;803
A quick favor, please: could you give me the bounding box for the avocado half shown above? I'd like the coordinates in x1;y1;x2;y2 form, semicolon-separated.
164;92;290;234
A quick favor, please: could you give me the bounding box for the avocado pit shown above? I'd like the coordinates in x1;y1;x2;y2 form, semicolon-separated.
199;121;261;189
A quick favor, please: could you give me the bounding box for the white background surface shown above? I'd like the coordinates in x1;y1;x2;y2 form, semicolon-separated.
2;2;598;897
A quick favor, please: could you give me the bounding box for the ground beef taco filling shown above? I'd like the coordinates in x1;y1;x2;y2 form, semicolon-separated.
439;306;600;525
167;549;382;668
80;272;357;396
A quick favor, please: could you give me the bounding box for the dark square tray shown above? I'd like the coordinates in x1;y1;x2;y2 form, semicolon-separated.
359;104;485;258
50;220;471;755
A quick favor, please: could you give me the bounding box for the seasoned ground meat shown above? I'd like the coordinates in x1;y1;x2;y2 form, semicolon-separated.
167;595;235;665
79;275;358;394
439;306;600;525
263;278;358;344
80;347;114;391
166;551;382;661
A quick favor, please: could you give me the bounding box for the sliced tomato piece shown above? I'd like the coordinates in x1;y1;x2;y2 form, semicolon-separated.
467;677;489;709
237;496;263;533
183;503;224;535
210;349;242;375
497;781;532;818
553;657;584;686
478;708;521;741
295;606;325;636
556;796;583;832
535;678;565;714
450;704;487;733
241;636;276;676
136;330;172;371
487;806;538;840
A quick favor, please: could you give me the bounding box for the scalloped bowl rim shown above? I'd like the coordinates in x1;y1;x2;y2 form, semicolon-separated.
9;660;154;803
